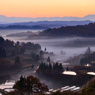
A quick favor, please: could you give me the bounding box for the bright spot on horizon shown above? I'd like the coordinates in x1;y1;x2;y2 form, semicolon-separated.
62;71;77;75
87;72;95;75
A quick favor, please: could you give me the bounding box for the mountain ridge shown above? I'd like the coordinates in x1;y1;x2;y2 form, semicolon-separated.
0;14;95;23
0;20;92;29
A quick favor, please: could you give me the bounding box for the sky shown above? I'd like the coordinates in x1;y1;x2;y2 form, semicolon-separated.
0;0;95;18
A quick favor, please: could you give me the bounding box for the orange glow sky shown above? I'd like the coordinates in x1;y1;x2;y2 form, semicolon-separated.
0;0;95;18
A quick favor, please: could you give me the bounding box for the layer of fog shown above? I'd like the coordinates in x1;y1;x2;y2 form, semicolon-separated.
1;29;95;88
5;36;95;60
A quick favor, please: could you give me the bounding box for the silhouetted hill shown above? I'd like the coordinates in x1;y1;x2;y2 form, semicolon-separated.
0;25;49;29
0;14;95;23
11;20;92;28
0;20;92;29
38;23;95;37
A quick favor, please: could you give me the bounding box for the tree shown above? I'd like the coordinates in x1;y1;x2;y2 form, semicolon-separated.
13;75;49;94
16;41;20;46
59;63;64;73
20;46;25;54
47;56;50;63
66;67;69;71
5;39;14;47
11;49;15;56
44;47;47;52
85;47;91;54
15;56;21;68
35;54;40;61
49;64;52;73
31;52;36;59
0;36;4;47
0;47;6;58
34;44;41;52
16;76;25;90
39;50;43;58
15;56;20;63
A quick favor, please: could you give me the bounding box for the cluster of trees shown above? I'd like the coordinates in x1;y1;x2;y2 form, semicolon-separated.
0;37;6;58
14;56;21;68
0;37;22;70
0;56;21;71
39;23;95;37
0;36;42;71
0;59;12;71
0;47;6;58
0;36;41;57
6;75;95;95
31;52;40;61
31;50;45;62
10;41;41;56
22;42;41;52
80;52;95;66
9;75;48;95
37;63;64;75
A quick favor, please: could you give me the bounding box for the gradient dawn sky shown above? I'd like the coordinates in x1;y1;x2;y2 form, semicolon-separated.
0;0;95;18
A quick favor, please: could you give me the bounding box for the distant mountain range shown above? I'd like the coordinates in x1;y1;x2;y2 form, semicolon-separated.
0;15;95;23
0;20;93;29
6;22;95;40
0;25;49;29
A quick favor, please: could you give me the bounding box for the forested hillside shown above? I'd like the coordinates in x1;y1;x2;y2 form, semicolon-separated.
39;23;95;37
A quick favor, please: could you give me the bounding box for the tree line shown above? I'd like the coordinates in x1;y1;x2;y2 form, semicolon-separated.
37;62;64;75
39;23;95;37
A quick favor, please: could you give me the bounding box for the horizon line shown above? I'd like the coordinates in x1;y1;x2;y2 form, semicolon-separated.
0;14;95;18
